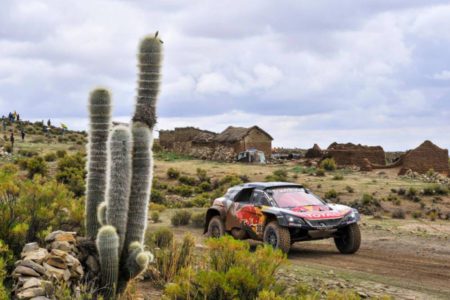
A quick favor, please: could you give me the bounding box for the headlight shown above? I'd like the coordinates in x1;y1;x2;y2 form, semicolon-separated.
284;214;305;225
343;209;360;222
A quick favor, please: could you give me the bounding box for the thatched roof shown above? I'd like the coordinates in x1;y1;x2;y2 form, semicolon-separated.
214;126;273;143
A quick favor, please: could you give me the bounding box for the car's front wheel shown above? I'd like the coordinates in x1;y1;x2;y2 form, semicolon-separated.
207;216;225;238
263;221;291;253
334;223;361;254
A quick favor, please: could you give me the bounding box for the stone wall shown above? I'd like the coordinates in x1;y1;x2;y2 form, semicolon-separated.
399;141;449;175
326;142;386;168
188;143;236;162
238;128;272;158
305;144;323;158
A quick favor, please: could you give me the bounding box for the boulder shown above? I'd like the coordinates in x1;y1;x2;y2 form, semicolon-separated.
13;266;41;278
16;287;46;299
45;231;76;243
22;248;48;264
19;260;46;275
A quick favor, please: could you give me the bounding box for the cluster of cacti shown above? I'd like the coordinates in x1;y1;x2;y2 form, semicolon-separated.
85;32;163;299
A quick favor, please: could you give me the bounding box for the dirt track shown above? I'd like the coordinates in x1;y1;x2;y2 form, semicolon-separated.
286;222;450;299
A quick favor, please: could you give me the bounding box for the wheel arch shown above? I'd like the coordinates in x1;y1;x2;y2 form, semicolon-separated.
204;208;223;234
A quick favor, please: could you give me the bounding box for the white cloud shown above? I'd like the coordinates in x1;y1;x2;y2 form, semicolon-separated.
433;70;450;80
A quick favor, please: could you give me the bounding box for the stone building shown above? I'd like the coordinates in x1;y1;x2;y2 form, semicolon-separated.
159;127;216;154
213;126;273;159
326;142;386;168
158;125;273;161
398;140;449;175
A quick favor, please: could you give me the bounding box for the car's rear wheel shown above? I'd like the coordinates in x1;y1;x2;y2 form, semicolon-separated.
334;223;361;254
207;216;225;238
263;221;291;253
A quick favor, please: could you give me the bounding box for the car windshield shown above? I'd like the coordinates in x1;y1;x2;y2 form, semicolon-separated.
269;187;324;208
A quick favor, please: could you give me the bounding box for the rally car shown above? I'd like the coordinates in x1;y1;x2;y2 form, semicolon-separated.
204;182;361;254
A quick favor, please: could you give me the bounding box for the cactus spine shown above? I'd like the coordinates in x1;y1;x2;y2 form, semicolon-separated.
85;32;163;299
86;89;111;238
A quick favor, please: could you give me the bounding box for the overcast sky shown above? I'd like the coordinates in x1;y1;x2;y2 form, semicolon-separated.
1;0;449;150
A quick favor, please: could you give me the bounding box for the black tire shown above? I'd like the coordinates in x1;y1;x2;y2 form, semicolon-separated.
263;221;291;253
207;216;225;238
334;223;361;254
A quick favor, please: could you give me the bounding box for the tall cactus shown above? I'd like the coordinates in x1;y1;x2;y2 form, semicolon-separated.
85;32;163;299
124;123;153;251
86;89;111;238
105;126;132;255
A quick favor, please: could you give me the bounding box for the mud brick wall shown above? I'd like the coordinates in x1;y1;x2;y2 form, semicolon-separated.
399;141;449;175
305;144;323;158
327;143;386;167
159;130;176;149
236;128;272;158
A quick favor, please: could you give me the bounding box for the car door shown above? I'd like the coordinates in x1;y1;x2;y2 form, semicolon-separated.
225;188;254;231
245;190;271;238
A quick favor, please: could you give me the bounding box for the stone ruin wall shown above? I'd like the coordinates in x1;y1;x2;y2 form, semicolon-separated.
326;143;386;168
399;142;449;175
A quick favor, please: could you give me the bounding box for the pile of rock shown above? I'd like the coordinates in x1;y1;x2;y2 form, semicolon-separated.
401;169;449;184
12;231;90;300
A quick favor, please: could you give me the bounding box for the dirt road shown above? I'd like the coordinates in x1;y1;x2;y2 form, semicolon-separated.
286;220;450;299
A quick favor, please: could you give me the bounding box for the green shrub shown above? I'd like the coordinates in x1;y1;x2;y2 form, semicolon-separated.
265;169;288;182
315;168;325;177
26;156;48;178
199;181;212;192
18;149;38;157
191;211;206;228
219;174;243;187
320;158;337;171
391;208;405;219
169;185;194;197
151;234;195;287
196;168;210;182
167;167;180;179
350;194;381;215
0;174;82;254
332;174;344;180
164;236;286;300
151;189;165;204
44;152;57;162
1;163;18;175
146;227;174;249
56;149;67;158
187;194;211;208
178;175;197;186
16;157;29;170
55;152;86;197
151;211;160;223
171;210;192;226
345;185;354;193
324;189;338;199
149;203;166;212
